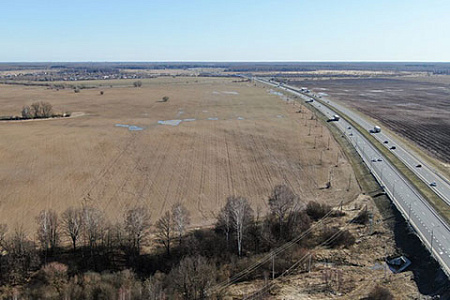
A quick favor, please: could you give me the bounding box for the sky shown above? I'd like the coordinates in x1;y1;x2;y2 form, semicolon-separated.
1;0;450;62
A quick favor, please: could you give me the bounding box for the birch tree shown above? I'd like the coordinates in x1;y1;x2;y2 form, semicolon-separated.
171;202;190;246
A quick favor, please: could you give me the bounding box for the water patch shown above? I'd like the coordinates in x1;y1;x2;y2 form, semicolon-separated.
237;117;245;120
369;90;385;93
222;91;239;95
208;117;219;121
129;126;144;131
183;118;196;122
116;124;145;131
158;119;183;126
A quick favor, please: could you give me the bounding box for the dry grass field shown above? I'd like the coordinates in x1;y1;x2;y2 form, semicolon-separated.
0;77;359;233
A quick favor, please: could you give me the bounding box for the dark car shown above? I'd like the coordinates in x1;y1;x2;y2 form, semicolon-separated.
416;164;422;168
390;146;396;150
377;158;382;162
384;140;388;144
430;182;437;187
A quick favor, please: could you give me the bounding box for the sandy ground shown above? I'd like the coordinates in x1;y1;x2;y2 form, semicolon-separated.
0;77;359;234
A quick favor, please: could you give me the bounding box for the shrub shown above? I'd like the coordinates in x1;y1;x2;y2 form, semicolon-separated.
133;81;142;88
320;227;355;248
367;285;394;300
162;96;169;102
352;209;370;225
306;201;332;221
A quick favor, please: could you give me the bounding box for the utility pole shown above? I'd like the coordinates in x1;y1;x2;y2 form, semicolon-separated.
308;123;312;136
327;136;330;150
314;136;317;149
272;253;275;280
308;254;312;272
347;174;352;191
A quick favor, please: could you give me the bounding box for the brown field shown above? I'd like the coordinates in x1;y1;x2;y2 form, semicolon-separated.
0;77;359;233
289;76;450;164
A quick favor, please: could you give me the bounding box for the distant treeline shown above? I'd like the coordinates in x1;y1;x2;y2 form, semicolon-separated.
2;62;450;73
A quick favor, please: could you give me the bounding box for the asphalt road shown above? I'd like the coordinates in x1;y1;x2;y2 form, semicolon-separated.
255;77;450;276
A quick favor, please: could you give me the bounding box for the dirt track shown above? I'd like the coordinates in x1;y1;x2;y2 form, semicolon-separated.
0;77;359;233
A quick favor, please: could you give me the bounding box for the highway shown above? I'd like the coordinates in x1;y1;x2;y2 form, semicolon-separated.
254;77;450;276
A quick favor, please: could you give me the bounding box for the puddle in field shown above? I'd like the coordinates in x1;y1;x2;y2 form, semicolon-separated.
157;120;183;126
115;124;145;131
212;91;239;95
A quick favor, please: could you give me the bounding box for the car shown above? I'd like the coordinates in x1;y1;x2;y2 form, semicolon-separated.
384;140;388;144
390;146;396;150
349;133;353;136
371;159;377;162
377;158;382;162
416;164;422;168
430;182;437;187
348;126;351;130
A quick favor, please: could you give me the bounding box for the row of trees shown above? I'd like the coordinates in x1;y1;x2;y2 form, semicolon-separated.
0;185;359;298
21;101;53;119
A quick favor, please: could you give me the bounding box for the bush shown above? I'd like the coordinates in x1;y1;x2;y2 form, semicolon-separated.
306;201;332;221
133;81;142;88
320;227;355;248
367;285;394;300
352;209;370;225
162;96;169;102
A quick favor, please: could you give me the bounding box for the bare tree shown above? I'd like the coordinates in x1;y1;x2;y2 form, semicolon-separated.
155;211;172;255
82;206;105;254
31;102;42;118
172;202;190;246
268;185;299;236
41;101;53;118
36;209;60;255
21;105;33;119
124;206;151;256
169;255;216;300
216;205;231;249
162;96;169;102
133;81;142;88
222;196;254;256
61;207;83;251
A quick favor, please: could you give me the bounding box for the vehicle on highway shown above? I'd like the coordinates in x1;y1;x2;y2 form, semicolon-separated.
390;146;397;150
347;126;351;130
349;133;353;136
384;140;389;144
371;159;377;162
370;125;381;133
430;182;437;187
416;164;422;168
377;158;382;162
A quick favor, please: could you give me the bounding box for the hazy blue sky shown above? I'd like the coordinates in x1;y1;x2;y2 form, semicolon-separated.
1;0;449;62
